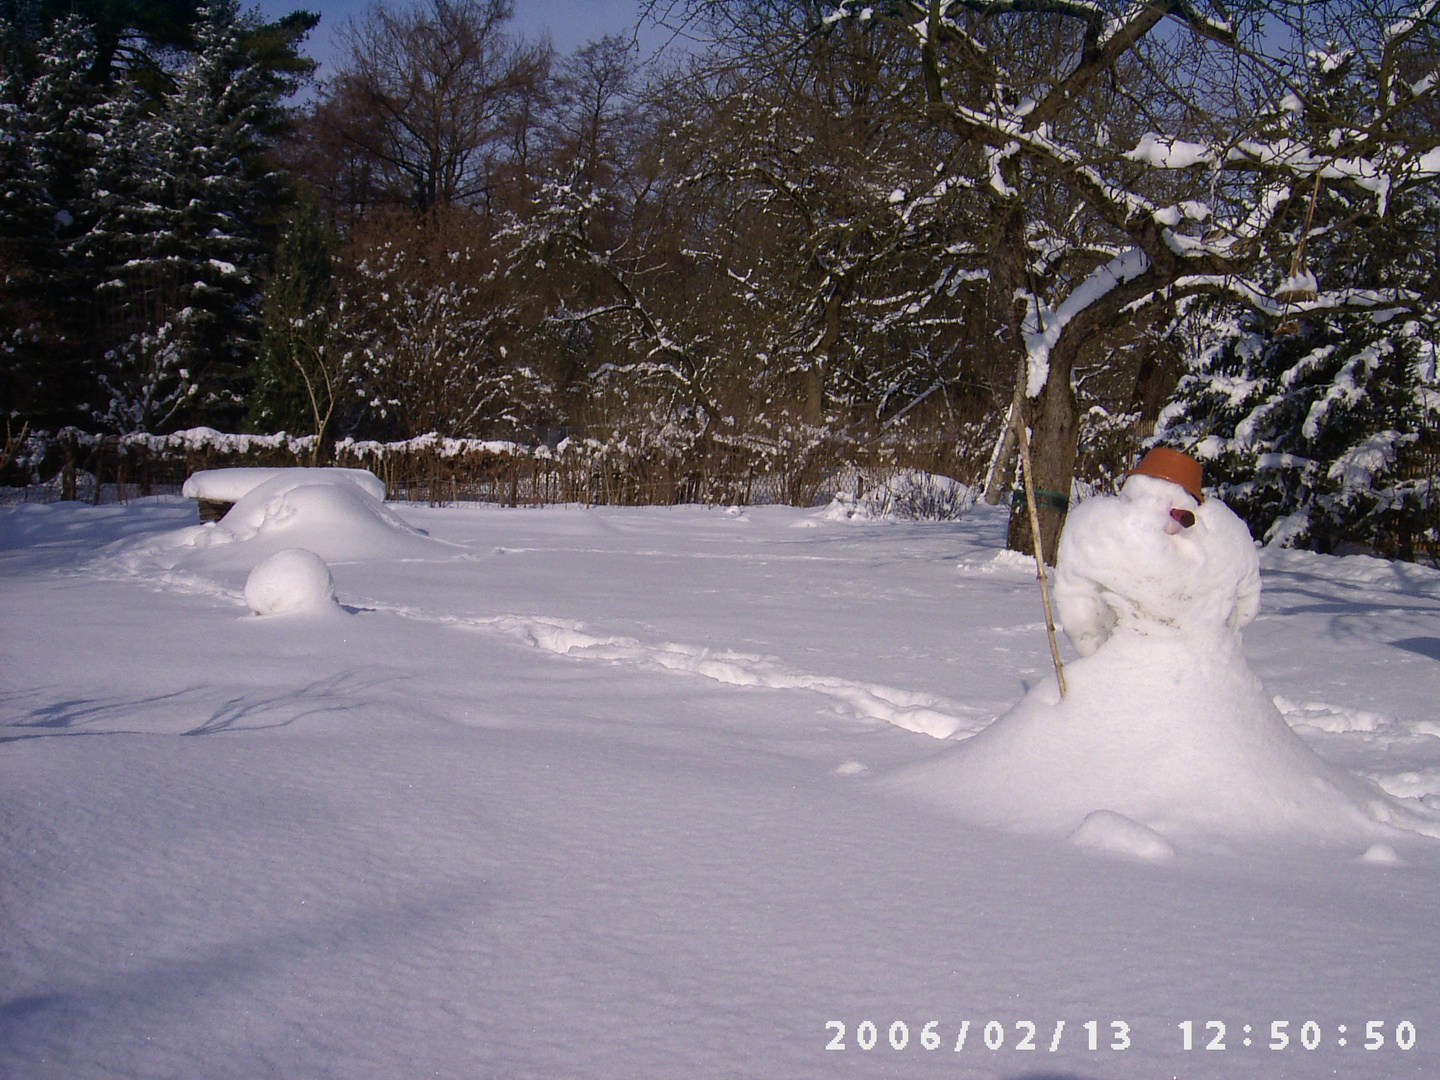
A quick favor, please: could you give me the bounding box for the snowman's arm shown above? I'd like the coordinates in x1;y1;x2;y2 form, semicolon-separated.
1230;558;1262;630
1053;569;1114;657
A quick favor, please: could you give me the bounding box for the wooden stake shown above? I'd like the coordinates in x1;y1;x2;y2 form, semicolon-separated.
1013;412;1067;698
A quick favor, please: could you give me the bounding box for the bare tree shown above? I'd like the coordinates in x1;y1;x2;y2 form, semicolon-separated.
530;1;1001;452
545;35;644;187
316;0;549;214
336;210;548;438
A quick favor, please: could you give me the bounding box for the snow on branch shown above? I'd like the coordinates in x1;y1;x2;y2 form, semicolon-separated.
1156;275;1423;320
1021;247;1149;395
1386;0;1440;46
941;98;1158;226
1127;130;1440;220
1102;0;1231;45
1125;132;1216;169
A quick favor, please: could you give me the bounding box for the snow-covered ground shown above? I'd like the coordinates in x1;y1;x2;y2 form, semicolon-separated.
3;491;1439;1079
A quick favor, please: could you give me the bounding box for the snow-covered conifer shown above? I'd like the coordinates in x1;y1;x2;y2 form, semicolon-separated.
0;16;107;426
90;0;290;432
1160;34;1440;560
1160;308;1437;559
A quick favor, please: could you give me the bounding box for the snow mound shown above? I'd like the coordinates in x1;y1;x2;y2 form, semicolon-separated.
183;466;385;504
1068;810;1176;862
887;474;1440;850
955;549;1037;575
1368;769;1440;808
244;548;339;616
1275;696;1392;734
213;474;443;564
1261;545;1440;588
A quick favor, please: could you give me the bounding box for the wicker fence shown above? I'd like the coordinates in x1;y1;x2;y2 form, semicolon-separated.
0;425;999;511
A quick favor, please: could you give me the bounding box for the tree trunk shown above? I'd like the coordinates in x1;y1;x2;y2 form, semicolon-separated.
1006;340;1080;564
803;361;825;425
988;193;1082;561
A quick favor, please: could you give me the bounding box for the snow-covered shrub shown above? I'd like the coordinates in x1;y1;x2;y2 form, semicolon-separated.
876;470;974;521
825;469;974;521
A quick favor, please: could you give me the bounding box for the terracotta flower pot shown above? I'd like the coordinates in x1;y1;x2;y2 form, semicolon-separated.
1127;447;1204;503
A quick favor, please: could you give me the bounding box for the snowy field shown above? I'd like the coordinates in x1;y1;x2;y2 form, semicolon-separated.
3;486;1440;1080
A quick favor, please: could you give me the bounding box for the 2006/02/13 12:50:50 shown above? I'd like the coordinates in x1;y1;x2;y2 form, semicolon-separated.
823;1019;1418;1052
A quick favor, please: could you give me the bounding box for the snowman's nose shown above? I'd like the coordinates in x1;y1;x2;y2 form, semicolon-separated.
1170;508;1196;528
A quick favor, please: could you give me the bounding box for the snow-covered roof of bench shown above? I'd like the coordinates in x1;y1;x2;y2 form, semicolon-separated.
181;467;386;504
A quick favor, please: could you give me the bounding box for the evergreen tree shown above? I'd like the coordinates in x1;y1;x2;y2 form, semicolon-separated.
89;0;296;432
1159;40;1440;561
2;0;316;433
0;16;107;428
1159;308;1438;559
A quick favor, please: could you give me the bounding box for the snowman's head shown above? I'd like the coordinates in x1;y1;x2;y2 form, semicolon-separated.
1121;473;1200;534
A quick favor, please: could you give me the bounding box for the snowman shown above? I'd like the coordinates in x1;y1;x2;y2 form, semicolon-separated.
891;448;1438;855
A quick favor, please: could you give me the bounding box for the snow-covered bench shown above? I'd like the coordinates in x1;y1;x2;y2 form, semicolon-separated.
182;467;387;522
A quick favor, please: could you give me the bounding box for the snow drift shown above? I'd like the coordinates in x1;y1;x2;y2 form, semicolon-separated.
215;472;438;562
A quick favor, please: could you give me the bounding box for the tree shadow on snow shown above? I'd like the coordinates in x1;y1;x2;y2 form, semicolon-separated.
0;689;192;743
1;672;388;742
0;995;64;1022
0;880;494;1056
180;672;374;735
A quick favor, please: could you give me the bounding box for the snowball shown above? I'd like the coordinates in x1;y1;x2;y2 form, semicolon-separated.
1069;810;1176;862
245;548;339;616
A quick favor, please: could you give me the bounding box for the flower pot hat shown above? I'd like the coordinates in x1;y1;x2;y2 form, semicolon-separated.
1126;447;1204;503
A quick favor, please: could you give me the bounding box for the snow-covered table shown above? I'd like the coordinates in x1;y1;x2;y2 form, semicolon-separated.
181;467;386;522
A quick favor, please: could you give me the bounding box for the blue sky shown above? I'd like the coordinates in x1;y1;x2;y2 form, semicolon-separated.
254;0;658;80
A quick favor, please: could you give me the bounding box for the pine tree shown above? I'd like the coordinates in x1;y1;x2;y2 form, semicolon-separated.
90;0;292;432
0;15;107;428
1160;306;1438;559
1159;40;1440;561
